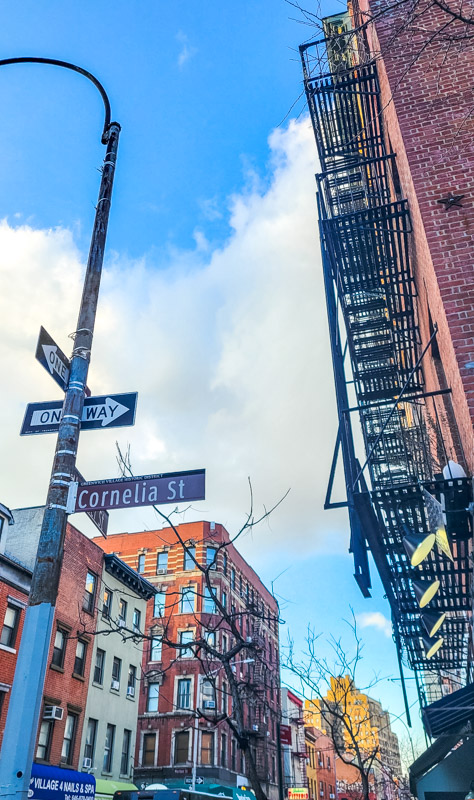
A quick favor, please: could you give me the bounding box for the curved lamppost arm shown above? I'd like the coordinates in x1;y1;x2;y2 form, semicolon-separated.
0;56;113;141
0;58;120;800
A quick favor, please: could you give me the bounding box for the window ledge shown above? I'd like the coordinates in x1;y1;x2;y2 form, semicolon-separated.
92;682;104;689
0;643;16;654
72;673;85;682
126;694;135;702
50;664;64;674
110;687;120;694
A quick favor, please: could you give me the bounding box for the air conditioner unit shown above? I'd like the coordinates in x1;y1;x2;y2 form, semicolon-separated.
43;705;63;721
203;700;216;709
118;619;126;628
157;569;167;575
82;757;92;769
320;792;324;797
111;679;120;690
127;686;135;698
330;795;335;799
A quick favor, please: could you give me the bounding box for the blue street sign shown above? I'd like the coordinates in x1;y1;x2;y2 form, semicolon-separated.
20;392;138;435
29;763;95;800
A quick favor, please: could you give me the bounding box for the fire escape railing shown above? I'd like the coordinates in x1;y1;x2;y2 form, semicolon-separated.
300;30;473;713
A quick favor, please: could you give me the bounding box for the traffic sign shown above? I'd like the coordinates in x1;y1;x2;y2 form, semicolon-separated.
35;326;71;392
184;778;204;785
67;468;205;513
74;468;109;538
20;392;138;435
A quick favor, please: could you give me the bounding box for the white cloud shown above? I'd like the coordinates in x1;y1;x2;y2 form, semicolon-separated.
176;31;197;68
0;118;349;565
357;612;393;638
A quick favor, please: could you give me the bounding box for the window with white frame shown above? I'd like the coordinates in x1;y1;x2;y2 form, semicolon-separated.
156;551;168;573
184;547;196;571
177;678;192;709
142;732;156;766
147;682;159;712
132;608;141;633
204;630;216;648
206;546;217;569
1;604;21;649
111;656;121;689
138;554;145;573
61;713;77;764
153;590;166;617
84;718;97;764
83;572;97;614
127;665;136;697
179;630;194;658
180;586;196;614
201;731;214;765
200;678;216;710
102;588;113;618
121;729;132;775
36;719;53;761
150;635;162;662
74;639;87;677
174;730;189;763
203;586;216;614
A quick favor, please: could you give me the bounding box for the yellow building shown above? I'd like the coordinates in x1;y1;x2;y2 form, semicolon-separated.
303;675;379;753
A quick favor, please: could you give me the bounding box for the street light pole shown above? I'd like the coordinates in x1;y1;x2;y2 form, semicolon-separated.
0;58;120;800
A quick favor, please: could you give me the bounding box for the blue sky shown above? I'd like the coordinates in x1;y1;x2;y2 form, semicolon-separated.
0;1;423;756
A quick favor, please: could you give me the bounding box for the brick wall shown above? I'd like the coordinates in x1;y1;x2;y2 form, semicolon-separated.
361;0;474;469
0;578;28;748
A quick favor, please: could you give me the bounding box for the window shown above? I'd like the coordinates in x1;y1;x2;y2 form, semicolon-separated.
111;656;121;689
222;634;228;654
153;590;166;617
223;552;228;575
177;678;192;709
133;608;141;633
220;733;227;767
174;730;189;763
201;731;214;765
74;640;87;677
1;604;20;648
230;568;236;590
51;627;67;668
147;682;159;712
94;648;105;685
127;665;136;697
205;630;216;648
103;723;115;772
102;588;113;618
180;586;195;614
327;756;331;768
61;713;77;764
184;546;196;570
118;599;127;624
143;733;156;766
138;554;145;573
221;591;227;609
231;738;236;771
156;551;168;573
83;571;96;613
121;729;132;775
179;630;194;658
206;546;217;569
36;719;53;761
203;586;216;614
84;718;98;763
239;575;243;596
150;636;162;662
201;679;216;710
221;681;228;714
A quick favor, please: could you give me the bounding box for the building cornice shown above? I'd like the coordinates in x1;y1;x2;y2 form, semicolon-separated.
103;553;156;599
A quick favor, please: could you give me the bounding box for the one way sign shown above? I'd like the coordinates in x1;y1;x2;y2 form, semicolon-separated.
35;326;71;392
20;392;138;435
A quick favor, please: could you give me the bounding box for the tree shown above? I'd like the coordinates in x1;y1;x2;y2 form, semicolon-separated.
76;446;288;800
282;618;394;800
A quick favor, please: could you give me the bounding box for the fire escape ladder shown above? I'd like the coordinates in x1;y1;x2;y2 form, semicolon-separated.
300;32;473;711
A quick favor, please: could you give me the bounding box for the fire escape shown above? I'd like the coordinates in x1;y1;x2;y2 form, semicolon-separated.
299;20;473;713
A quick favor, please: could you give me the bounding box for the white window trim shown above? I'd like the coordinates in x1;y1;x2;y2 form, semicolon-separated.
199;728;215;767
6;595;27;610
177;627;196;659
0;682;10;693
179;584;197;614
171;726;192;766
174;673;195;712
139;729;159;768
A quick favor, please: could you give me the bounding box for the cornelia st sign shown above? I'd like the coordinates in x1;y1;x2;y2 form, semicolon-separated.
67;469;205;513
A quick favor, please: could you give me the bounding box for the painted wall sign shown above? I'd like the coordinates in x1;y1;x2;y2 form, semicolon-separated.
68;469;206;513
288;790;309;800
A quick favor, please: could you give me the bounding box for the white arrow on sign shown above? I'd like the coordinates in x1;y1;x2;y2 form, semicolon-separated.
42;344;70;384
82;397;130;427
31;397;130;429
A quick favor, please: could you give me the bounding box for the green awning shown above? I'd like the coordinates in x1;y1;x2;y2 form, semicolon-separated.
95;778;138;797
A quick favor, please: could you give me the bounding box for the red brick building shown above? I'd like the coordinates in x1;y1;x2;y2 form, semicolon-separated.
0;508;103;767
93;520;280;799
299;0;474;791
